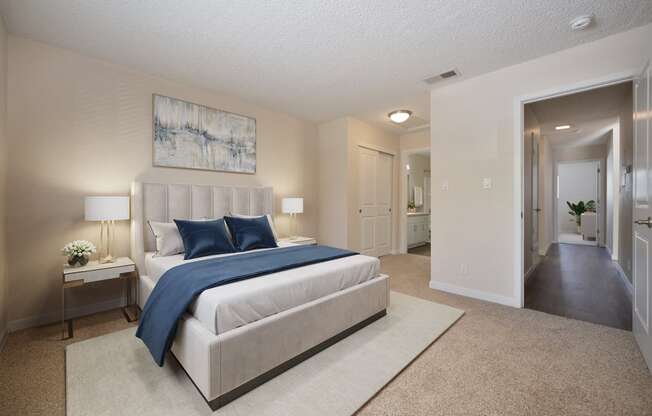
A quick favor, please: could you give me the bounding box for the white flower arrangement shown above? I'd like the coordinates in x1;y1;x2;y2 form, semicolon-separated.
62;240;97;258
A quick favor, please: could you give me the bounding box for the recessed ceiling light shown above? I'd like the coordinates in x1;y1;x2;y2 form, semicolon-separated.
570;15;593;31
555;124;572;130
388;110;412;124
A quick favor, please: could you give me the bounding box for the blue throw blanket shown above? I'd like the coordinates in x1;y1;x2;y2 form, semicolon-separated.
136;245;357;366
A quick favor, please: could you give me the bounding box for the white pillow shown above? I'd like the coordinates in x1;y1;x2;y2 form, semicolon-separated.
227;213;279;241
147;221;184;257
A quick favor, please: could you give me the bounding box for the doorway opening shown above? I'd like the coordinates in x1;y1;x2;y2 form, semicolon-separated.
521;81;634;331
399;148;430;256
556;160;601;246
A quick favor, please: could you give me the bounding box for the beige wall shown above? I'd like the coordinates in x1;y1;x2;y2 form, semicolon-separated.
400;129;429;151
317;118;349;248
0;17;7;342
6;36;320;328
429;23;651;305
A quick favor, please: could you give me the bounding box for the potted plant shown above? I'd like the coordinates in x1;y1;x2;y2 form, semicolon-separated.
566;200;596;233
62;240;97;267
407;201;416;213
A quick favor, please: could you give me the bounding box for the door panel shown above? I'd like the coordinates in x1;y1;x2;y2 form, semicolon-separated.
635;68;649;208
359;148;377;216
376;153;392;208
375;217;391;256
358;146;393;257
532;133;540;256
634;62;652;372
635;233;649;333
361;217;375;252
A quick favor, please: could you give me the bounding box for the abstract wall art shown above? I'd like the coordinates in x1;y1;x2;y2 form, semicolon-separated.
153;94;256;173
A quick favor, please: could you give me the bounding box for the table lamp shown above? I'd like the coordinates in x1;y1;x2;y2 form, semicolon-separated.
282;197;303;239
85;196;130;263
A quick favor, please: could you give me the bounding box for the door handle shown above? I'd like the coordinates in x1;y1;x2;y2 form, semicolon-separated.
534;208;541;212
634;217;652;228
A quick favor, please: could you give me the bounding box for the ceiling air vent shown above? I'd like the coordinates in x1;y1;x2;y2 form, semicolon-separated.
423;68;460;85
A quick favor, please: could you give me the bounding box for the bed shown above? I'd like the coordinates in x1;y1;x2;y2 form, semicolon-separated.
130;182;390;409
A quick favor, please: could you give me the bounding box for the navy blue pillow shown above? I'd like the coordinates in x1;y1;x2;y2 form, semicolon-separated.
174;219;236;260
224;216;278;252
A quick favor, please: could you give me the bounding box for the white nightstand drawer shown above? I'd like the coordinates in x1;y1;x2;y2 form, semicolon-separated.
63;257;136;283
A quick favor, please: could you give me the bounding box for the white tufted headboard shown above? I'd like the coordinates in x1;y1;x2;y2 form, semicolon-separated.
130;182;273;275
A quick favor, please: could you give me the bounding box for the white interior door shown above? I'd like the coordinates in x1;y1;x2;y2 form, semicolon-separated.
633;62;652;372
359;146;393;257
532;133;540;256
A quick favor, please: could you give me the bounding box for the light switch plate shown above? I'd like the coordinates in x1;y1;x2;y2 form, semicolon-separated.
442;180;449;191
482;178;492;189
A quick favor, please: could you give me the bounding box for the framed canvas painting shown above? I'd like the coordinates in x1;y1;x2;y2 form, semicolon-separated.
153;94;256;173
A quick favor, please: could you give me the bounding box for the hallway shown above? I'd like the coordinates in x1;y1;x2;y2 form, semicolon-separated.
525;243;632;330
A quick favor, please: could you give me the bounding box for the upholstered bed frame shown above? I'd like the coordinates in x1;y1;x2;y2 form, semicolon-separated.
130;181;390;409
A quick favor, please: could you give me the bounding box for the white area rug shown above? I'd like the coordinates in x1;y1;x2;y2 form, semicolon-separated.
66;292;464;416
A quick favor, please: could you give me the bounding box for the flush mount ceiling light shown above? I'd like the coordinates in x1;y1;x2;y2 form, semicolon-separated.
388;110;412;124
555;124;572;130
570;14;593;31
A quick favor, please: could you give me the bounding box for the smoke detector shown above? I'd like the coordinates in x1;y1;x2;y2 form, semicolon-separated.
570;15;593;31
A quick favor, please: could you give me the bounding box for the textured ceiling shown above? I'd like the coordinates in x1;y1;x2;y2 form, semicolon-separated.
1;1;650;130
528;82;632;147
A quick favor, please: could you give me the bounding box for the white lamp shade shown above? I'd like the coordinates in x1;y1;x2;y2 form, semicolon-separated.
85;196;130;221
282;197;304;214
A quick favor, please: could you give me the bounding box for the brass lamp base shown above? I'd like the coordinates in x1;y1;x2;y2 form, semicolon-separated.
99;254;116;264
97;220;117;264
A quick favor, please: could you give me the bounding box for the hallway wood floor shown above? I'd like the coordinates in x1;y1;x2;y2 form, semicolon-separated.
525;243;632;330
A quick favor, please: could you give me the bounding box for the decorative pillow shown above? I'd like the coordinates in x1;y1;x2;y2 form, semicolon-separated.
147;221;184;257
173;218;236;260
228;213;279;241
224;216;278;252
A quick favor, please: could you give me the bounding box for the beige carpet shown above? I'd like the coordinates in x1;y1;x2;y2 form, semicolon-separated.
65;292;463;416
2;254;652;416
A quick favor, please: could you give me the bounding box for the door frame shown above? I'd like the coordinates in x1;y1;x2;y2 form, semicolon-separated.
553;159;602;246
513;70;636;307
399;147;431;253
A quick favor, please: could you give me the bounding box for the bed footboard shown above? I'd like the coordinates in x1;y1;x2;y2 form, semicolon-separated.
169;274;390;408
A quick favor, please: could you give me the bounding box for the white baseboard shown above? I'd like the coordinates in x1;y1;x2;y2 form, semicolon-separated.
613;261;633;300
429;279;519;307
7;296;126;333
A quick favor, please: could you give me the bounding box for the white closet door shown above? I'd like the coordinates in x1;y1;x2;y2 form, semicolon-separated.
358;146;393;257
375;152;393;256
359;147;377;255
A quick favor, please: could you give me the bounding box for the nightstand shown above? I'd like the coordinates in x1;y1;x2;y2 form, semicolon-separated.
279;236;317;246
62;257;138;339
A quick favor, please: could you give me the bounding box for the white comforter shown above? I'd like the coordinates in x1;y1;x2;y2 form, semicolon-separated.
145;243;380;335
